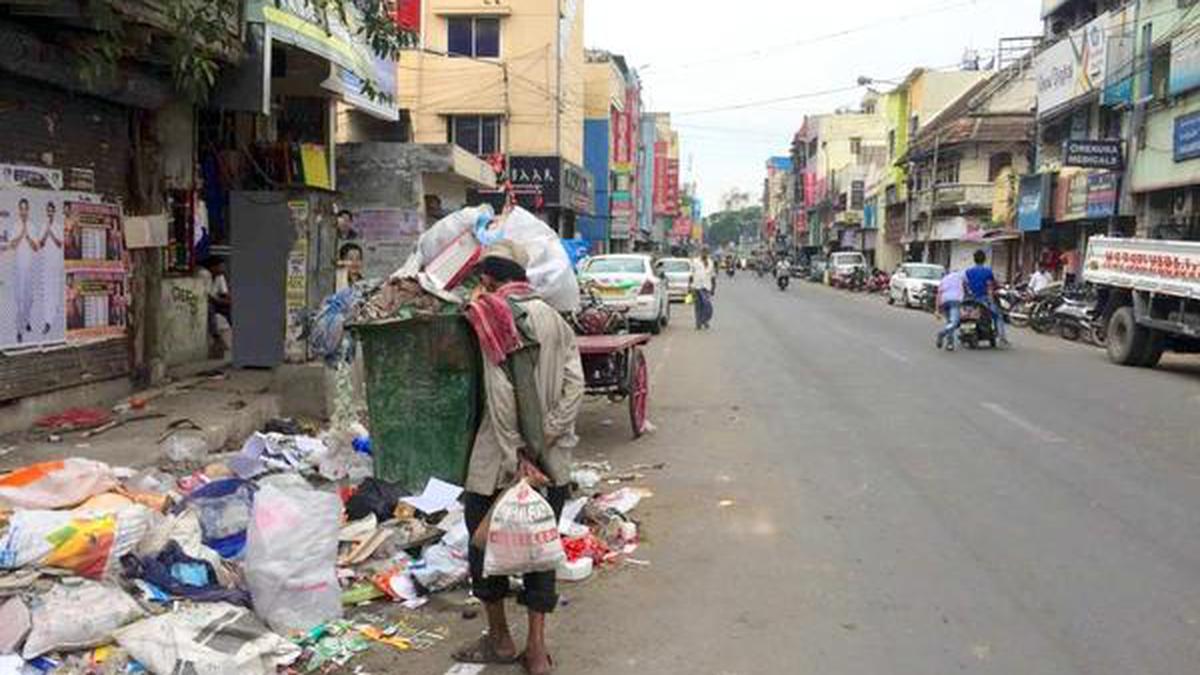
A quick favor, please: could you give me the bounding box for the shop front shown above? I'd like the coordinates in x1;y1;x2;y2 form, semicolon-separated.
472;156;595;238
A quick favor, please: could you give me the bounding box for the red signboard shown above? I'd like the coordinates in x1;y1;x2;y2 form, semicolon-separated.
394;0;420;33
672;217;692;238
665;159;680;216
652;141;670;216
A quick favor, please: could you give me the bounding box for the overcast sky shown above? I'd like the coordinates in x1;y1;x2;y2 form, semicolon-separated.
584;0;1044;215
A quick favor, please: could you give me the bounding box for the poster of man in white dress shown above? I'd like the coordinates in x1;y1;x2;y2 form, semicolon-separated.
0;186;124;350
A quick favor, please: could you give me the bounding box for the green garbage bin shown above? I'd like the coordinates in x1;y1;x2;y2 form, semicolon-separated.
351;314;481;493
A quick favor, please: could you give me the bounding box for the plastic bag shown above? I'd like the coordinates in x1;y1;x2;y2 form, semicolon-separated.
0;458;117;510
0;505;153;580
161;431;209;463
409;542;469;593
345;478;408;522
493;207;581;312
482;480;566;577
244;480;342;633
187;479;255;559
22;580;144;658
311;287;362;364
115;603;301;675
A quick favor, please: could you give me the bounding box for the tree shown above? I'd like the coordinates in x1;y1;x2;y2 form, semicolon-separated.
704;206;763;249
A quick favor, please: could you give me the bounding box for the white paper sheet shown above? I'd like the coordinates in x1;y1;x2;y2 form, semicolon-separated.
401;478;464;514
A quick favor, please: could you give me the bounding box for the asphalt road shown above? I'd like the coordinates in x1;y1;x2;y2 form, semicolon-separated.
415;275;1200;675
552;274;1200;675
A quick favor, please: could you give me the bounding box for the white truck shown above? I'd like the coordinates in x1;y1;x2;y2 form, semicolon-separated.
1084;237;1200;368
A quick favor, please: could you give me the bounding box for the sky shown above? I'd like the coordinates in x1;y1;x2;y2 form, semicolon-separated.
584;0;1044;216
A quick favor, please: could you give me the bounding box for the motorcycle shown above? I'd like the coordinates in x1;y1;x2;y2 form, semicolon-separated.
958;299;999;349
777;273;790;291
996;284;1034;327
866;269;891;294
1028;283;1065;334
1052;286;1107;346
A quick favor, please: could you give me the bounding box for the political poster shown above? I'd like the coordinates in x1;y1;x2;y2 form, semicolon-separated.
65;270;128;340
0;188;68;349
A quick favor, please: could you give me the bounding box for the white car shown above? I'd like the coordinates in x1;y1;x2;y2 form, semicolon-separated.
828;251;867;285
889;263;946;307
656;257;695;303
578;255;670;334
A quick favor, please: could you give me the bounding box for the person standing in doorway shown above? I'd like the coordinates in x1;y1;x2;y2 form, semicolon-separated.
455;241;584;675
691;250;715;330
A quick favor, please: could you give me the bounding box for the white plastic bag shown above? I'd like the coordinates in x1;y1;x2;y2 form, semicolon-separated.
0;458;117;509
22;580;144;658
410;542;469;593
498;207;581;312
244;480;342;633
115;603;301;675
0;505;153;580
482;480;566;577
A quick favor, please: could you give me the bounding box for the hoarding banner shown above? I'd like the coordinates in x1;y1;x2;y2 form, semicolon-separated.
1174;112;1200;163
665;159;680;216
1063;139;1123;169
66;270;127;341
652;142;670;216
1086;172;1119;219
1035;13;1111;116
1017;174;1048;232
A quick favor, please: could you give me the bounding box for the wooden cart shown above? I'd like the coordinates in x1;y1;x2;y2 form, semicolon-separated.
576;333;651;438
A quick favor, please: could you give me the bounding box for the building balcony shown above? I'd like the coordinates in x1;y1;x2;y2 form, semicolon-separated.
912;183;994;216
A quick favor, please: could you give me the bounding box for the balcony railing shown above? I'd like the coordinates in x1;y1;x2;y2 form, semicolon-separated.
913;183;995;214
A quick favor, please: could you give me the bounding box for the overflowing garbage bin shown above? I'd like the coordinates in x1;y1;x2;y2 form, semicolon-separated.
352;314;481;493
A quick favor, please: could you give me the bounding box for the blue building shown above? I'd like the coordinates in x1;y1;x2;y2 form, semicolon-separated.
579;119;611;254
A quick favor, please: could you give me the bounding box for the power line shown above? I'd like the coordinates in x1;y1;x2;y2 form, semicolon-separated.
673;85;864;116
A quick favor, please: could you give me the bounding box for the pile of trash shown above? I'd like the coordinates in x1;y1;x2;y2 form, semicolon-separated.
0;429;658;674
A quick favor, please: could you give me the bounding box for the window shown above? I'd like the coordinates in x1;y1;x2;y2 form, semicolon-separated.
447;115;502;155
935;159;960;185
988;152;1013;182
447;17;500;58
850;137;862;156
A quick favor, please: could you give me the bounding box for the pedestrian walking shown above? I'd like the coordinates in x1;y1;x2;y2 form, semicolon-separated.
935;269;966;352
455;240;584;675
691;252;714;330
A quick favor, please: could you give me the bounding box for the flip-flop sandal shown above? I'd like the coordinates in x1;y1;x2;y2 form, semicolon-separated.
519;651;555;675
453;636;519;665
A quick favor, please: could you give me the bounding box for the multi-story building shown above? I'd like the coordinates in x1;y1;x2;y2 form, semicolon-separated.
397;0;592;235
903;64;1037;276
864;69;991;271
644;113;681;250
581;50;641;253
791;99;888;261
1028;0;1139;280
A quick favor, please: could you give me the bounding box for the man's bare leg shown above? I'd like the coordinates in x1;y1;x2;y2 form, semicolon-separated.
485;601;517;659
524;611;552;674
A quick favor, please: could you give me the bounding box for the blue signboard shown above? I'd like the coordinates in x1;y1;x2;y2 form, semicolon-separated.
1174;112;1200;163
1085;172;1118;219
1017;175;1047;232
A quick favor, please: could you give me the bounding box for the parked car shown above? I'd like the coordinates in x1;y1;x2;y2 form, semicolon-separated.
577;255;670;334
828;251;867;286
655;257;695;303
889;263;946;307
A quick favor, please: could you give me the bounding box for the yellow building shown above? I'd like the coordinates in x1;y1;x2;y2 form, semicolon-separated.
397;0;592;233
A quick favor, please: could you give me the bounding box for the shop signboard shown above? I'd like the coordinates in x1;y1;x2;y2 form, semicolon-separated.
1063;139;1124;169
1170;35;1200;97
665;159;680;217
1086;172;1119;219
1174;111;1200;163
1064;172;1090;221
652;142;670;216
1017;174;1051;232
504;157;594;215
1035;12;1111;116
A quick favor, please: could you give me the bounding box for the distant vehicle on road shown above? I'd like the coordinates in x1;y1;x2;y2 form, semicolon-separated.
1084;237;1200;368
655;257;694;303
828;251;867;286
889;263;946;307
578;254;670;335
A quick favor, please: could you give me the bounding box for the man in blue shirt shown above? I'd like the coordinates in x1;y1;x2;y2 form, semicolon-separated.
964;249;1009;347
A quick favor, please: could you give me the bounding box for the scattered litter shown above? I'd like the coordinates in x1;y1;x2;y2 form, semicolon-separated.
556;557;593;582
0;458;117;510
160;430;209;463
593;487;651;515
22;580;144;659
400;478;463;515
718;499;735;508
445;662;486;675
0;597;31;654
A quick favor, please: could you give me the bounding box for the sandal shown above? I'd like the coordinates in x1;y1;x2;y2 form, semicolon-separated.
452;635;519;665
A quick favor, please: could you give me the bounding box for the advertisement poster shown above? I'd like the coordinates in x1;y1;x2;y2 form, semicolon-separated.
353;208;423;280
65;270;127;340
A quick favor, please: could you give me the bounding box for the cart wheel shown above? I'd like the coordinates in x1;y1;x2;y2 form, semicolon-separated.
628;348;649;439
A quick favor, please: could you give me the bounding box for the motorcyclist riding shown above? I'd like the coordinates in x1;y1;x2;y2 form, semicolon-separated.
964;249;1010;348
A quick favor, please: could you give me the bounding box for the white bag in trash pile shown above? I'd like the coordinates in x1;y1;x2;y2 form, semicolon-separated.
115;603;301;675
496;207;581;312
22;580;145;658
483;480;566;578
244;478;342;633
0;458;117;509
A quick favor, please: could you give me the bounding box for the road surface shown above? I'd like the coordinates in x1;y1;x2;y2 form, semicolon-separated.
416;276;1200;675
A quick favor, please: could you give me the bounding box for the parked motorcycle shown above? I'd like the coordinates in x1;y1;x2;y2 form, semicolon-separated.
1028;283;1065;334
958;299;999;349
867;269;891;295
1052;286;1107;346
996;283;1034;327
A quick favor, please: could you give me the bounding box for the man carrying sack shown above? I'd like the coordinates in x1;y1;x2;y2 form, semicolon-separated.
455;240;585;675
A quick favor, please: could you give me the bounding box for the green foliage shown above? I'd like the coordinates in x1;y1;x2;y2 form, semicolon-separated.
704;206;764;248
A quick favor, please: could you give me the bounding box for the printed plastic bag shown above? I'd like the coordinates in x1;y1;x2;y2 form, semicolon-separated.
187;479;255;559
244;480;342;633
115;603;301;675
0;459;117;509
310;287;362;364
482;480;566;578
22;580;144;658
409;542;468;593
497;207;581;312
0;505;153;580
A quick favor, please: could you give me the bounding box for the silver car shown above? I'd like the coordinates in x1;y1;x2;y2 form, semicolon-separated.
656;258;695;303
